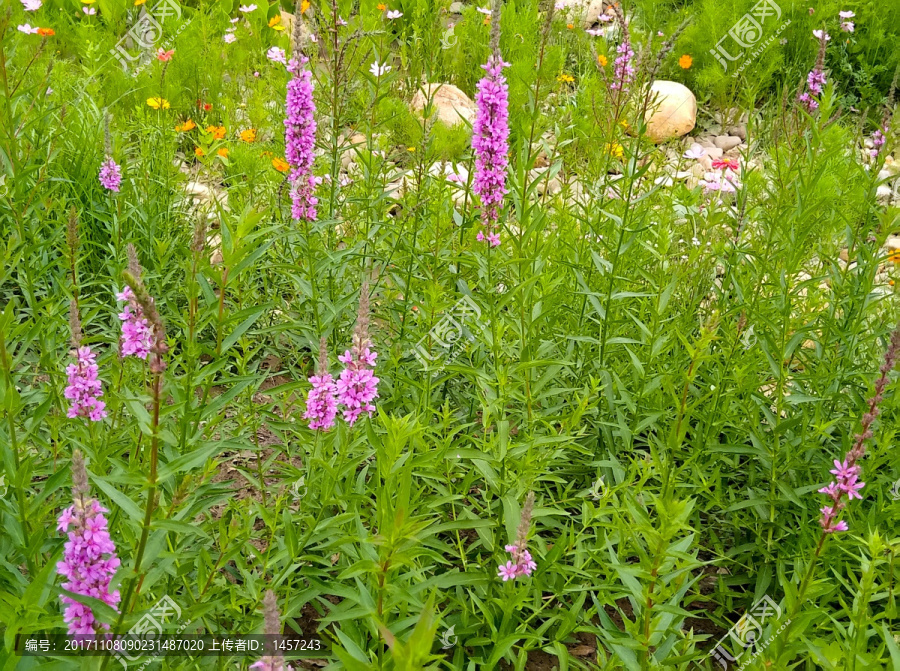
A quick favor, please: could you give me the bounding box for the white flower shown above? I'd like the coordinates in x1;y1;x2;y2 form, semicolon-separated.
266;46;286;63
386;9;402;18
310;34;318;42
476;6;491;14
239;4;257;12
230;17;240;23
838;10;855;18
17;24;40;34
224;33;237;43
21;0;42;11
586;28;603;36
684;146;706;160
369;60;391;77
841;21;854;32
83;6;96;13
812;29;831;41
337;16;347;25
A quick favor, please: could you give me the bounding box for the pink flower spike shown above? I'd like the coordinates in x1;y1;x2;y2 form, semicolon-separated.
498;562;518;581
156;48;174;61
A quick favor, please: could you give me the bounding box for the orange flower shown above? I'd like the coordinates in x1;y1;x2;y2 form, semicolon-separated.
205;125;226;139
483;15;490;25
272;157;290;172
37;27;55;36
566;23;574;29
300;0;310;12
377;2;386;9
217;148;229;158
597;54;608;67
889;250;900;265
195;147;205;157
175;119;196;132
240;128;257;143
268;15;285;30
679;54;693;69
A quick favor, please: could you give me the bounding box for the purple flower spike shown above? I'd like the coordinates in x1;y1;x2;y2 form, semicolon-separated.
472;54;510;246
285;56;318;221
99;156;122;192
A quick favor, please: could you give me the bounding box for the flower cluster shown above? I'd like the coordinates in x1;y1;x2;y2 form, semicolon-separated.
99;156;122;192
799;30;829;113
700;158;741;195
65;346;107;421
472;54;510;247
285;56;318;221
839;10;854;33
610;39;635;92
497;491;537;581
116;286;152;359
336;286;379;425
57;452;121;635
817;323;900;533
870;127;887;158
303;339;339;430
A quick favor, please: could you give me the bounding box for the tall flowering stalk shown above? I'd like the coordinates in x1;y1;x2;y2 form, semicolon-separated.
498;491;537;581
250;591;292;671
817;323;900;533
304;337;338;430
284;4;318;222
57;451;121;634
472;0;508;247
609;4;634;93
99;113;122;192
65;302;107;422
799;30;829;113
116;246;153;359
336;281;379;425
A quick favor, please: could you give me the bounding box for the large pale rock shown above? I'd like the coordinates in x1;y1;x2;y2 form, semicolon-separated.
644;81;697;143
714;135;742;151
410;83;476;127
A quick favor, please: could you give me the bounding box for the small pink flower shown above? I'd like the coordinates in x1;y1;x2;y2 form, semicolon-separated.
498;562;518;581
18;24;40;34
386;9;402;19
82;6;96;14
156;48;174;61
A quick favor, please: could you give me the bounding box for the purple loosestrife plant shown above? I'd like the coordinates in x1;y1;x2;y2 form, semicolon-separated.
472;0;508;247
116;247;153;359
284;10;318;224
65;302;107;421
98;157;122;192
336;282;379;426
250;591;292;671
609;5;634;93
57;451;121;634
799;30;829;113
498;491;537;581
817;323;900;533
304;337;338;430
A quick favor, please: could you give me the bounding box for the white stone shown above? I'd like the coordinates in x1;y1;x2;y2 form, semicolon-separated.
410;83;476;128
644;81;696;143
714;135;742;151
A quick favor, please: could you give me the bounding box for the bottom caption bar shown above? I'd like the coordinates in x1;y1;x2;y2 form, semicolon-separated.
16;634;329;658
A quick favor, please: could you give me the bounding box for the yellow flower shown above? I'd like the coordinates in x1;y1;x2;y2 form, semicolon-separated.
240;128;257;143
81;0;96;4
134;0;146;4
205;125;226;139
619;119;629;129
272;157;290;172
605;142;624;159
301;0;310;13
217;148;229;158
195;147;205;157
377;3;386;9
175;119;196;132
146;97;170;109
268;15;285;30
597;54;608;67
407;146;416;152
566;23;573;29
889;250;900;265
679;54;693;69
557;73;574;84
